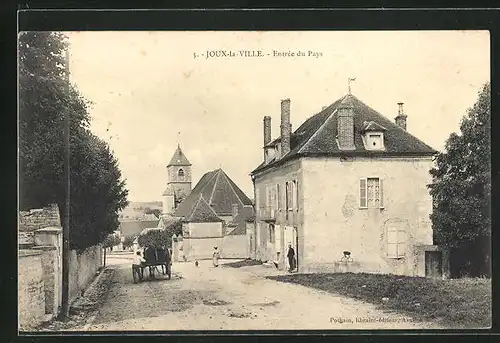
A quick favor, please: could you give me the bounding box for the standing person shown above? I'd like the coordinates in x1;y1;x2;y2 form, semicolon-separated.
132;251;146;281
287;244;296;272
212;246;220;267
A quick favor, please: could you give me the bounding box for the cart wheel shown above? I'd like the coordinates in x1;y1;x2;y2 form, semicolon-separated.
132;267;138;284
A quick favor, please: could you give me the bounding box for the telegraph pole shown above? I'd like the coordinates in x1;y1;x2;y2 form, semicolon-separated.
60;47;71;320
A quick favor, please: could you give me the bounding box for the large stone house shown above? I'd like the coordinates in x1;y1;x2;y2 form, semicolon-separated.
250;93;446;277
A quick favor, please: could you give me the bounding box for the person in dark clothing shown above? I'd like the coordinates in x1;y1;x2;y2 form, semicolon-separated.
287;244;296;272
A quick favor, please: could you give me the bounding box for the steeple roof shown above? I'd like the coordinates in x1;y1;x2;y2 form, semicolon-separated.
167;145;191;167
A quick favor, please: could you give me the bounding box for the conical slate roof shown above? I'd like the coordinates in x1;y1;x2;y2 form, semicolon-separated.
167;145;191;167
174;168;253;218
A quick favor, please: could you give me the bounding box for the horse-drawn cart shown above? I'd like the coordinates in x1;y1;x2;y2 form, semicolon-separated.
132;228;173;284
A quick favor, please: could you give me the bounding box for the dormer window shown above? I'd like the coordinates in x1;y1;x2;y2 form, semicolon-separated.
368;134;382;149
361;121;386;151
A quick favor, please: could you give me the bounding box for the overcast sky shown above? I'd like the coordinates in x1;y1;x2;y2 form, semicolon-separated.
67;31;489;202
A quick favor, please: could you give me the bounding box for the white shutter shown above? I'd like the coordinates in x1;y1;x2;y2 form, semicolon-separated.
359;178;367;208
277;184;281;210
295;181;299;211
379;178;384;209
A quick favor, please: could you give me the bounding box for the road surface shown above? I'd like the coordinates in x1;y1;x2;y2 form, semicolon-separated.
79;255;441;331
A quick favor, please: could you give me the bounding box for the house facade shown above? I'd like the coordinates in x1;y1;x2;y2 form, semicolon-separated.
250;94;443;277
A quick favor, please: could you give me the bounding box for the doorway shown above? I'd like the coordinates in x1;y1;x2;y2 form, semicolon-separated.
425;251;443;278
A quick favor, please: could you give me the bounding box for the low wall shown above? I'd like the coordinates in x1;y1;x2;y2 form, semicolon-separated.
183;238;223;261
221;235;248;259
69;245;102;303
18;250;46;330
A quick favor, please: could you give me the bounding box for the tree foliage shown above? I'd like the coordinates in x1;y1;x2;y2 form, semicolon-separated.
102;233;121;249
19;32;129;251
428;82;491;277
122;235;136;249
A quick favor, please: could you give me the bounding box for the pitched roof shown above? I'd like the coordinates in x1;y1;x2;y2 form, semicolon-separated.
185;195;223;223
173;168;253;218
252;94;437;174
167;145;191;167
227;205;254;235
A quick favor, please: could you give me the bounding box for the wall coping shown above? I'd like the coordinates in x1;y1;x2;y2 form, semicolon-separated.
32;245;57;251
36;226;62;233
415;244;443;252
19;249;43;257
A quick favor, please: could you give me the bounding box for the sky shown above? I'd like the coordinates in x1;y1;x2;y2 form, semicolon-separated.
66;31;490;202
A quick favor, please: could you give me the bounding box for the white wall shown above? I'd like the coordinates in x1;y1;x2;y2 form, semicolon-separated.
188;222;223;238
301;156;434;275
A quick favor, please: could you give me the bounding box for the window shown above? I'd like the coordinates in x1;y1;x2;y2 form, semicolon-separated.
268;224;275;243
387;225;406;258
293;180;299;210
360;178;384;209
255;189;260;209
178;168;185;180
363;132;385;151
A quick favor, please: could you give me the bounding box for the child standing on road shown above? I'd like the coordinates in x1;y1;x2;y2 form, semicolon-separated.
212;247;220;267
132;251;146;280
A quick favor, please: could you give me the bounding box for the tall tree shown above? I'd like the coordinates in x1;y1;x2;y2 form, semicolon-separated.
428;82;491;277
19;32;129;250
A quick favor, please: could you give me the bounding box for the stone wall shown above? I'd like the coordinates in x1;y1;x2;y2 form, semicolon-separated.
69;245;102;303
221;235;248;259
19;203;103;328
18;250;46;330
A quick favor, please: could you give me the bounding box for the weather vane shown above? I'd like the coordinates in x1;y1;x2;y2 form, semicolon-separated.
348;77;356;95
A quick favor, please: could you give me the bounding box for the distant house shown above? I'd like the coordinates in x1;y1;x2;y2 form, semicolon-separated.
250;93;443;277
119;219;159;239
170;168;255;261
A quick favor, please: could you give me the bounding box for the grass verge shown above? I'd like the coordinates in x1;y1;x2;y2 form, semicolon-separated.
223;259;263;268
267;273;491;329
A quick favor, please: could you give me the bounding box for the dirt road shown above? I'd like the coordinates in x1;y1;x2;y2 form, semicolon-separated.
79;256;441;331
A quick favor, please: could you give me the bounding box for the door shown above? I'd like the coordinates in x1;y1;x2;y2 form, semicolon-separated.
249;234;254;258
293;227;298;271
425;251;443;278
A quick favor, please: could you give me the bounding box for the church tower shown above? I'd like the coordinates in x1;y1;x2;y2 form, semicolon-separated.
162;144;192;214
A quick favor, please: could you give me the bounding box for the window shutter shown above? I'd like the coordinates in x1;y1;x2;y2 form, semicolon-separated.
379;179;384;209
295;181;298;209
359;178;367;208
285;182;290;210
277;184;281;210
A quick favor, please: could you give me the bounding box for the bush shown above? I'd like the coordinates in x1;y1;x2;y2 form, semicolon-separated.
137;228;170;248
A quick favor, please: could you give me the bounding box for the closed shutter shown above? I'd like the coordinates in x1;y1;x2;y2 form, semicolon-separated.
359;178;367;208
379;179;384;209
277;184;281;210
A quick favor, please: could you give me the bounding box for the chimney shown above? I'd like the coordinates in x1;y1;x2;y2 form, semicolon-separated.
337;98;355;150
280;99;291;156
263;116;272;146
395;102;407;130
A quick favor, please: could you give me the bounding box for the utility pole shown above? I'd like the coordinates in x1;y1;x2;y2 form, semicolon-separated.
60;47;71;320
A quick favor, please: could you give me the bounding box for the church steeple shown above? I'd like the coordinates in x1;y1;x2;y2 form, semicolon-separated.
162;144;192;215
167;144;191;167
